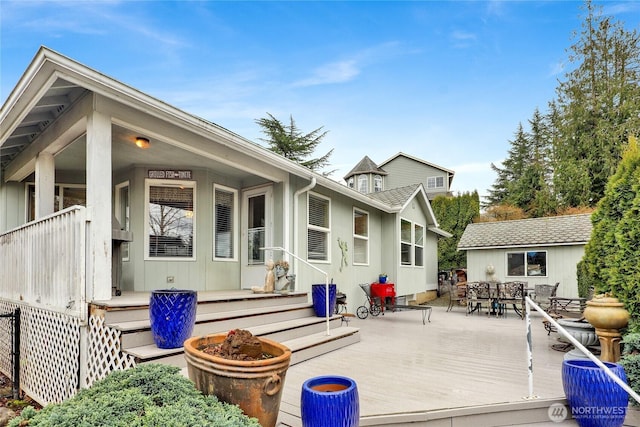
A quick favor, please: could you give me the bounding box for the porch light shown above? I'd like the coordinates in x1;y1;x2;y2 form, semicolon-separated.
135;137;150;149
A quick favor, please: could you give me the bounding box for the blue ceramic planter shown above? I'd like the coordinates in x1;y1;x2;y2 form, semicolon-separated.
301;375;359;427
562;359;628;427
311;284;337;317
149;289;197;349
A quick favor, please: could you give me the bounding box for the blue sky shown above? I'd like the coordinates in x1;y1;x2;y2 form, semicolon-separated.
1;1;639;200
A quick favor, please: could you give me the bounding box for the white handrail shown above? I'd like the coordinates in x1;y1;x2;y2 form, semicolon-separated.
261;246;331;336
524;296;640;403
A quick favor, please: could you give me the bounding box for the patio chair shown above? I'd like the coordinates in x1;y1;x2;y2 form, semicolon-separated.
531;282;559;312
497;281;526;318
446;281;466;312
466;282;491;315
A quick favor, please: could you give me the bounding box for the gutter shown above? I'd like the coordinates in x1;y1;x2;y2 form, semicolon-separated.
293;177;316;272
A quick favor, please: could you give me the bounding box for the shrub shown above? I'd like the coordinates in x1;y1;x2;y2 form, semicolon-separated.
620;332;640;407
9;364;260;427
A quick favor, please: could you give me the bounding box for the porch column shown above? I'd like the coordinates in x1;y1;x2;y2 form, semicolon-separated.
34;152;55;219
86;109;112;301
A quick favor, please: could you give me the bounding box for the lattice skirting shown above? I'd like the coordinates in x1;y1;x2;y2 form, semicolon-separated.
0;300;81;405
85;314;136;388
0;300;137;405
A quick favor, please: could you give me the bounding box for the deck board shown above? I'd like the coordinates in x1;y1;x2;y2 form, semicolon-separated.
279;305;574;424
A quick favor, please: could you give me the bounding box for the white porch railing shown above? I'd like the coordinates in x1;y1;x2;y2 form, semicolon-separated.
0;206;87;320
524;296;640;404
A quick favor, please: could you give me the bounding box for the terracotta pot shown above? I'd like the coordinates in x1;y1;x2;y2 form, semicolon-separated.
184;333;291;427
584;296;629;331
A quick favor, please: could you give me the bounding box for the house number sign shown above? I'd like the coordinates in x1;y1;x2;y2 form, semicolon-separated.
148;170;192;180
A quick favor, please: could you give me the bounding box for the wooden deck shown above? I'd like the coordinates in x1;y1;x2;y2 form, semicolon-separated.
278;304;579;426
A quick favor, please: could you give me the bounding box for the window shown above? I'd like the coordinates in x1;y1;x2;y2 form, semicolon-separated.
308;193;330;261
115;181;130;261
358;174;368;193
27;183;86;221
414;224;424;267
427;176;444;189
400;219;412;265
146;180;195;259
400;218;425;267
373;175;382;192
353;208;369;265
347;177;354;189
214;184;237;260
507;251;547;277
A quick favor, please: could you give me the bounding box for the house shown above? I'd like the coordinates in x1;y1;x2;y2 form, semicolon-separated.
457;214;593;297
0;47;451;401
344;152;455;200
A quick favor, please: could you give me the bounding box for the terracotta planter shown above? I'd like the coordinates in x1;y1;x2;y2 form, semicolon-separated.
183;333;291;427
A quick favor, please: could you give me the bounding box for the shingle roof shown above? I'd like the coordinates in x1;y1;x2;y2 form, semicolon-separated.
343;155;388;180
457;213;593;250
366;184;420;208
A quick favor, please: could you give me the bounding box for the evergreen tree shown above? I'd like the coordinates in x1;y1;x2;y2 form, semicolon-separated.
581;136;640;330
256;113;334;173
431;192;480;270
551;0;640;208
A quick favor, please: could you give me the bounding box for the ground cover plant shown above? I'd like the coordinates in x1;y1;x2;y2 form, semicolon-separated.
8;364;260;427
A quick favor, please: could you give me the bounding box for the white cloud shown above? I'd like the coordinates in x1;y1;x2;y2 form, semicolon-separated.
293;60;360;87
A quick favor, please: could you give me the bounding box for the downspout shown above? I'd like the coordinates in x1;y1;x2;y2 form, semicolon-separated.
293;177;317;274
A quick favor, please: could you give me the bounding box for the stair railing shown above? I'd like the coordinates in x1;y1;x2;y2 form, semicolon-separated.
261;246;331;336
524;296;640;403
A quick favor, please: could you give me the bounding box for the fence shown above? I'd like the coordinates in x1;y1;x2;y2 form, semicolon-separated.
0;307;20;399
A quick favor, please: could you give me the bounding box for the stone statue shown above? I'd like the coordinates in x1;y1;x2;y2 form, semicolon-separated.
251;259;276;293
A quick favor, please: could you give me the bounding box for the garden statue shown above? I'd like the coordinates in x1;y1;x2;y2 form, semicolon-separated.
274;260;290;292
251;259;276;293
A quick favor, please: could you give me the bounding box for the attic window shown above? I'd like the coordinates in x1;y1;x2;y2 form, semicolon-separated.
373;175;382;192
358;174;368;193
347;177;354;189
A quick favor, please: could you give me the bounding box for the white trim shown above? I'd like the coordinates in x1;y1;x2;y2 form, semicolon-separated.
352;207;369;266
213;183;238;262
144;179;196;261
505;250;548;278
307;191;331;263
114;180;130;262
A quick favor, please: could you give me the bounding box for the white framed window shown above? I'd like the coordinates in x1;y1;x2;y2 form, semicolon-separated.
400;218;425;267
353;208;369;265
358;174;368;193
427;176;444;189
308;192;331;262
414;223;424;267
145;179;196;260
213;184;238;261
115;181;131;261
347;177;354;189
373;175;383;192
27;183;86;221
506;251;547;277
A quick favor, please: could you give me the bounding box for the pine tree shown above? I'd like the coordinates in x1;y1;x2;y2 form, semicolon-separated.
256;113;334;173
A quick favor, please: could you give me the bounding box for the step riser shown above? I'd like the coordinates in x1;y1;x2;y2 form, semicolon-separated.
290;333;361;365
250;318;342;343
104;294;310;324
121;307;319;349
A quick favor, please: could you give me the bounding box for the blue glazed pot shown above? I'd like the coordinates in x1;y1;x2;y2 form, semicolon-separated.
562;359;628;427
149;289;197;349
301;375;359;427
311;284;337;317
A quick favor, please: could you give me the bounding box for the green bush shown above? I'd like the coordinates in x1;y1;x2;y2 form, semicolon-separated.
620;333;640;407
9;364;260;427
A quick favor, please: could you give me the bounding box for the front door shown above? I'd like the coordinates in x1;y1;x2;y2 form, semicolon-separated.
241;186;273;288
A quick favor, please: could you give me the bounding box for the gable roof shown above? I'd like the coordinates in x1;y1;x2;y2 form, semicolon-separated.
343;155;387;180
379;152;454;174
457;214;593;250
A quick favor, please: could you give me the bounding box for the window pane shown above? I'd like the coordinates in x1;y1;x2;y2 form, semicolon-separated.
354;238;367;264
308;229;327;260
309;195;329;228
415;246;424;266
401;219;411;243
215;188;234;259
414;224;424;246
148;185;194;258
401;242;411;265
354;210;368;237
507;253;525;276
373;175;382;192
62;187;86;209
358;175;368;193
527;251;547;276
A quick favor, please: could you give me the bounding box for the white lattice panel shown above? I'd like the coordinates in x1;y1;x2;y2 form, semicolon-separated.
0;300;17;379
22;306;81;405
85;314;136;388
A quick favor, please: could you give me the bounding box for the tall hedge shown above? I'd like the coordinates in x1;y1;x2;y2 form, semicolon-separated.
581;136;640;331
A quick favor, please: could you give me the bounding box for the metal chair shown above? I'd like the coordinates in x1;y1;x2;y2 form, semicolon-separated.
466;282;491;315
446;281;467;312
531;282;559;312
497;281;527;318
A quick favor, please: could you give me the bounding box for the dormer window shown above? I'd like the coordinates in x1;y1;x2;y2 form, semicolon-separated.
358;174;368;193
347;177;354;189
373;175;382;192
